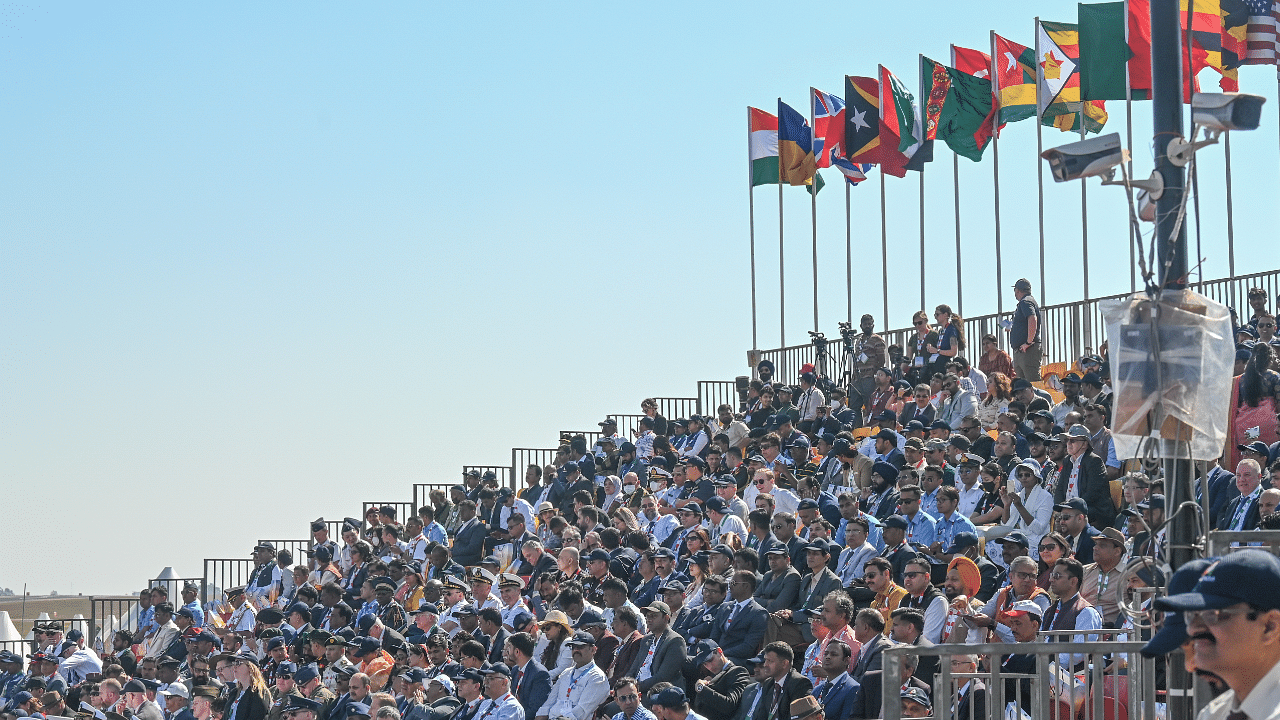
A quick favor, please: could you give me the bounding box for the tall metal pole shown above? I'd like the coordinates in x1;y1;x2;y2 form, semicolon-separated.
991;31;1005;316
919;54;927;313
1035;18;1047;306
1080;121;1091;348
846;180;853;324
779;134;786;350
748;108;759;351
1151;2;1192;719
810;91;820;334
1225;131;1237;309
1125;0;1137;293
881;170;890;331
954;152;963;317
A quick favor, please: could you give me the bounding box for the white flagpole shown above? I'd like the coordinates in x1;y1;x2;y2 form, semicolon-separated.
991;31;1005;316
918;54;927;313
949;47;963;318
778;101;786;350
1035;17;1047;306
748;109;759;351
1225;130;1236;307
810;90;820;333
881;168;890;333
846;177;852;324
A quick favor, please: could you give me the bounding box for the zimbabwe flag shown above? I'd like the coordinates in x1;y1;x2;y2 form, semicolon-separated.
1037;20;1109;133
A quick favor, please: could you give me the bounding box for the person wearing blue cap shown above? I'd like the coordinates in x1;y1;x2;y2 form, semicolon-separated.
1155;550;1280;720
477;664;523;720
535;632;609;720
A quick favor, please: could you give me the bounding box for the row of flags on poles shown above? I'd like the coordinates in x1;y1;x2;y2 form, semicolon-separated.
750;0;1280;190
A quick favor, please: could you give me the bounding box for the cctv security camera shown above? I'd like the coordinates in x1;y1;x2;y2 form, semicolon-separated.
1193;93;1266;133
1040;133;1125;183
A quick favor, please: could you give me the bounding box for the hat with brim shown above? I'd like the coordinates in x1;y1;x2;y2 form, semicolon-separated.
540;610;574;632
790;696;822;720
1142;558;1218;657
900;686;932;709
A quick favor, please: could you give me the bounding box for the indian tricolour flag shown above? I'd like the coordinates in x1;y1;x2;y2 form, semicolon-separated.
749;107;779;186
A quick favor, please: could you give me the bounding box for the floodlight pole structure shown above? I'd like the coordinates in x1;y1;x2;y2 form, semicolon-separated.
1151;1;1195;718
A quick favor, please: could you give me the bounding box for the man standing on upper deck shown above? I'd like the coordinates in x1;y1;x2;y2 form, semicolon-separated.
1009;279;1042;381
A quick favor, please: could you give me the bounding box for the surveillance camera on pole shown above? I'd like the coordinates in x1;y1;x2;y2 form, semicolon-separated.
1040;132;1126;183
1192;92;1266;134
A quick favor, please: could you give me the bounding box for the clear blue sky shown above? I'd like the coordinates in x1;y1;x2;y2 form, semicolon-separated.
3;1;1276;595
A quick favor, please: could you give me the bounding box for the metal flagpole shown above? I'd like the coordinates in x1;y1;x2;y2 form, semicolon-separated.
1035;17;1047;306
810;90;820;333
948;47;963;317
1225;130;1237;309
881;169;890;331
779;99;786;350
1080;118;1091;347
953;151;963;317
846;180;852;323
748;108;759;351
918;54;927;312
1125;0;1137;293
991;31;1005;316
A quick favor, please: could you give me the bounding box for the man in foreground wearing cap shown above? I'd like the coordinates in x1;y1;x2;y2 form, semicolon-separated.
650;686;705;720
477;664;523;720
535;631;609;720
898;686;932;719
123;678;165;720
1156;550;1280;720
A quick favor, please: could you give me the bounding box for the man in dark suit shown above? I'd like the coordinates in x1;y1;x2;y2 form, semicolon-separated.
810;640;860;720
451;502;487;567
746;510;782;559
872;429;907;470
423;676;461;720
1217;459;1265;531
519;543;558;601
1204;462;1239;529
850;653;930;720
628;602;687;693
850;609;891;682
711;571;769;665
765;539;843;647
754;549;802;612
690;641;751;719
750;642;812;720
477;609;508;666
504;632;550;720
1053;426;1116;529
1054;498;1102;565
889;608;938;688
947;655;988;720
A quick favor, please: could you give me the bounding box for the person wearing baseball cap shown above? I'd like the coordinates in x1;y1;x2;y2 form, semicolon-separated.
1154;550;1280;717
537;631;609;719
1080;528;1127;625
1009;277;1041;380
898;685;932;718
991;598;1044;716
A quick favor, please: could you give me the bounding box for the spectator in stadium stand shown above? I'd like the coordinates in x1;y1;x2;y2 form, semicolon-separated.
1008;278;1042;380
859;462;902;521
535;631;609;720
1040;557;1102;671
887;608;938;688
1155;550;1280;720
1219;459;1265;531
1053;425;1116;529
936;374;978;431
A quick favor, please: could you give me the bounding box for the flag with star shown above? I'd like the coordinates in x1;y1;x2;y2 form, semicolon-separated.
994;34;1038;126
844;75;883;164
1037;19;1109;133
1243;0;1280;64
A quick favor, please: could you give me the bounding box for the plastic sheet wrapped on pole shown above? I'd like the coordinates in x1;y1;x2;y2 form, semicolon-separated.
1101;289;1234;460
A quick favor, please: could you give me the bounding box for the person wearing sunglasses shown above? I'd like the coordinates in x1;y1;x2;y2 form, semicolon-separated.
907;310;939;386
1040;557;1101;671
1155;550;1280;720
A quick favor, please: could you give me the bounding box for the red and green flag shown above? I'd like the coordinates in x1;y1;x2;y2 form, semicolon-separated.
994;34;1038;126
920;56;997;162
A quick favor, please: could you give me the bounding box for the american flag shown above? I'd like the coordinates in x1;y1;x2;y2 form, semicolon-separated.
1245;0;1280;64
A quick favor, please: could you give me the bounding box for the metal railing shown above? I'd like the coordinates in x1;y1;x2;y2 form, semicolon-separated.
882;639;1163;720
1207;529;1280;555
462;465;513;490
89;595;143;653
608;414;647;439
412;483;456;516
512;448;560;480
361;501;415;527
757;267;1280;383
258;540;311;567
559;430;603;447
201;558;255;606
654;397;699;420
698;380;741;414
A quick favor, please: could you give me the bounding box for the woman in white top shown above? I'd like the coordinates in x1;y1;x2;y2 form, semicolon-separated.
984;459;1055;566
976;372;1014;430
